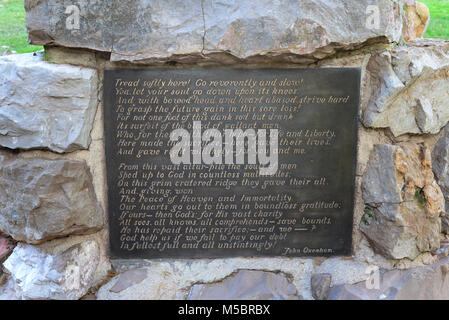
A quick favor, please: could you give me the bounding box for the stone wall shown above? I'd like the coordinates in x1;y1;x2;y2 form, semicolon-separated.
0;0;448;300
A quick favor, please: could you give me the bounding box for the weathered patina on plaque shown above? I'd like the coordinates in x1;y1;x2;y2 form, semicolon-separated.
103;68;360;259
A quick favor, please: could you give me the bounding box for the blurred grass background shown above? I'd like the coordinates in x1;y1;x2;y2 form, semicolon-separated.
0;0;42;53
421;0;449;39
0;0;448;54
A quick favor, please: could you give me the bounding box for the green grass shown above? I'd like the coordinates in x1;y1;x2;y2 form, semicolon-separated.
0;0;42;53
420;0;449;39
0;0;447;54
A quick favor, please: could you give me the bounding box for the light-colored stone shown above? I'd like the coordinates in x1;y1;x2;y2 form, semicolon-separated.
314;258;371;286
311;273;331;300
0;52;98;153
0;277;19;300
3;240;100;300
328;256;449;300
25;0;404;64
98;257;315;300
35;230;112;291
415;98;439;134
0;156;104;244
362;39;449;136
360;143;445;259
433;125;449;233
352;236;396;270
188;270;299;300
404;1;430;41
16;97;108;217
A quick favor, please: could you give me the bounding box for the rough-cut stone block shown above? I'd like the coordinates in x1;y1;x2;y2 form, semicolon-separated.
403;1;430;41
187;270;300;300
361;144;402;204
0;156;104;244
311;273;331;300
362;39;449;136
0;52;98;153
98;257;315;299
314;258;371;287
328;256;449;300
360;143;445;260
433;126;449;233
3;240;100;300
25;0;404;64
108;269;148;293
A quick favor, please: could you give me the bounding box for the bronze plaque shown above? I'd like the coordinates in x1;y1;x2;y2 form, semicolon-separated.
103;68;360;259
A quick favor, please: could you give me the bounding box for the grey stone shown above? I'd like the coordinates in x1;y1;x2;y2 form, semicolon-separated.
363;39;449;136
0;52;98;153
433;125;449;233
109;269;148;293
25;0;404;64
415;98;439;134
328;256;449;300
363;52;405;126
3;240;100;300
98;258;315;299
0;156;104;244
433;126;449;194
360;143;444;259
311;273;331;300
360;203;422;259
361;144;402;205
187;270;300;300
327;283;375;300
432;241;449;258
